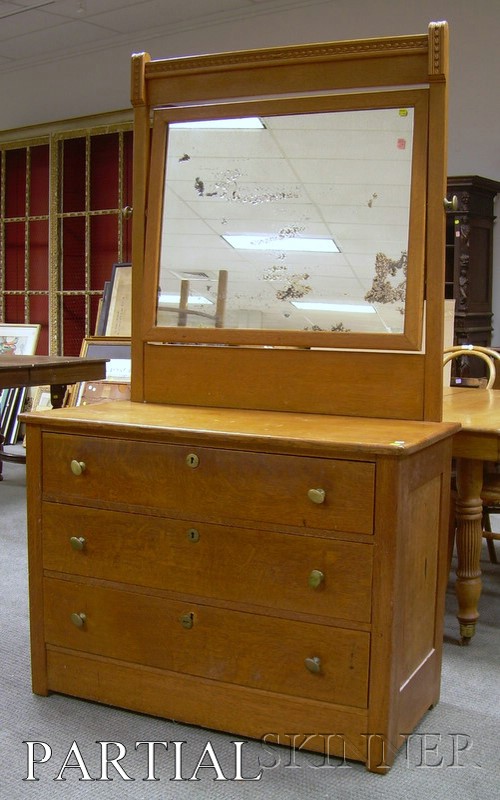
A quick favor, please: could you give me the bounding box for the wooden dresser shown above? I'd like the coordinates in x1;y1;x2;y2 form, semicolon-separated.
22;24;455;773
25;402;456;772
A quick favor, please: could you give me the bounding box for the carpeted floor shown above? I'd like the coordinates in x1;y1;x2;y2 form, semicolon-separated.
1;456;498;798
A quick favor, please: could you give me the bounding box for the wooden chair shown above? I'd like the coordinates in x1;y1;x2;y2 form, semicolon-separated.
445;345;500;564
443;344;500;388
160;270;228;329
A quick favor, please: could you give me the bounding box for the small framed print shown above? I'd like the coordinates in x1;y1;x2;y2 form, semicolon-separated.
0;323;41;356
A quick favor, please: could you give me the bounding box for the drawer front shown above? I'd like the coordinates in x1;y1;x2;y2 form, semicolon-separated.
44;577;370;708
42;433;375;533
42;503;373;623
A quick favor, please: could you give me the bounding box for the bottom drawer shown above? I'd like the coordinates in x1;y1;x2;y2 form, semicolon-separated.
44;577;370;708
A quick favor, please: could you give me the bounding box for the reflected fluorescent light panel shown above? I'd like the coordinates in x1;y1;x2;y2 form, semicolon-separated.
158;294;213;305
171;117;265;129
292;301;376;313
223;234;339;253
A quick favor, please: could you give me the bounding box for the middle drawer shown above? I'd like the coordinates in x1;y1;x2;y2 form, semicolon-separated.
42;503;373;623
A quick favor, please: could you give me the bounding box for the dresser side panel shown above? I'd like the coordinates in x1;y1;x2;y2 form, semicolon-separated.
25;425;48;695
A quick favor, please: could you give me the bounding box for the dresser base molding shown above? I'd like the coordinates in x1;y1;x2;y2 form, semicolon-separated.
44;647;437;773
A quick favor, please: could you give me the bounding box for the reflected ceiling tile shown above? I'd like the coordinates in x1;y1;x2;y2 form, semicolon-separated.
158;104;414;335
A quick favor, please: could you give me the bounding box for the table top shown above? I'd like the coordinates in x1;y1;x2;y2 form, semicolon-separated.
443;386;500;460
0;354;108;389
443;386;500;432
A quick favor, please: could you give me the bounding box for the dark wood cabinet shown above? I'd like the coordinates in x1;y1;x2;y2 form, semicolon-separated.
446;175;500;351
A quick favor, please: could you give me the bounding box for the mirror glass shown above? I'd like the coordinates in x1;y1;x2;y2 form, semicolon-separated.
150;95;424;347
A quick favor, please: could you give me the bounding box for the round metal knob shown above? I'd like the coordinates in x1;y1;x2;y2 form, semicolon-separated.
308;569;325;589
122;206;133;219
443;194;458;211
70;460;86;476
305;656;321;674
70;536;86;551
70;612;86;628
307;488;326;504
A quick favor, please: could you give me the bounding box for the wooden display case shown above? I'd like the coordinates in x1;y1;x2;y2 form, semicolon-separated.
445;175;500;378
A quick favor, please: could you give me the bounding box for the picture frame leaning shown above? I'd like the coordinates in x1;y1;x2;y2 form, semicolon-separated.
0;323;41;356
69;337;131;407
0;324;41;447
102;262;132;337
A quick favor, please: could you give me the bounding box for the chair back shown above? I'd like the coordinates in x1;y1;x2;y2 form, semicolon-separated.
443;345;500;389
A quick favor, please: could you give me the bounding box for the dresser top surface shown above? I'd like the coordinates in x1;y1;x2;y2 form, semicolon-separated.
22;400;458;457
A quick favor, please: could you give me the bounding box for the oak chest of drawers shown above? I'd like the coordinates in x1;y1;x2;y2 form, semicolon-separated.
23;401;456;772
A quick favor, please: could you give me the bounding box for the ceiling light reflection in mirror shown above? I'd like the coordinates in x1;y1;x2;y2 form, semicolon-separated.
157;107;414;335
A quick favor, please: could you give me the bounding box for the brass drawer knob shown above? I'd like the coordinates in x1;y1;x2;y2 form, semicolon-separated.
180;612;194;629
308;569;324;589
70;612;86;628
305;656;321;674
307;488;326;504
70;460;86;476
70;536;86;551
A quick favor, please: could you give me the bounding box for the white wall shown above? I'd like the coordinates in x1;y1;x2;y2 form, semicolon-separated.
3;0;500;340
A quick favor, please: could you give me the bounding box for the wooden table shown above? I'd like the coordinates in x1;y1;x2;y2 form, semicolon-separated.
0;354;108;474
443;386;500;643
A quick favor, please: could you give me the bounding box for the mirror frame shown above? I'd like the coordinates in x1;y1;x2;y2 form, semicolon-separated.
130;23;449;421
143;89;428;351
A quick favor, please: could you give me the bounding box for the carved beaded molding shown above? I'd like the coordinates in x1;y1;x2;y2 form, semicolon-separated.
130;29;441;106
145;36;428;74
428;21;447;78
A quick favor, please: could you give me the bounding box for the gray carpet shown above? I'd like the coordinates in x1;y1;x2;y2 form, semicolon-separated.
1;455;498;798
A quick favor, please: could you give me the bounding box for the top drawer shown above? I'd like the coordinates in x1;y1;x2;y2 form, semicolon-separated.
42;433;375;534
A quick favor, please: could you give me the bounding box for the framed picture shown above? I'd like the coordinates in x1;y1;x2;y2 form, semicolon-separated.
0;323;41;355
20;386;53;447
81;337;131;378
95;280;110;335
0;387;27;444
30;385;53;413
69;337;131;407
76;381;131;407
102;263;132;337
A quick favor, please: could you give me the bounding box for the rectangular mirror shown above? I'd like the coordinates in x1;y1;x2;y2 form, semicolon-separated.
144;89;428;350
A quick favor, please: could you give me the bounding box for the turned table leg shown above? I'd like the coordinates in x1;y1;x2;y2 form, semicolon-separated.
454;457;484;644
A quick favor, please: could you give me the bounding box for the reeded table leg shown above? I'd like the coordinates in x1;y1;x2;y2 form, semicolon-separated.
454;457;483;644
